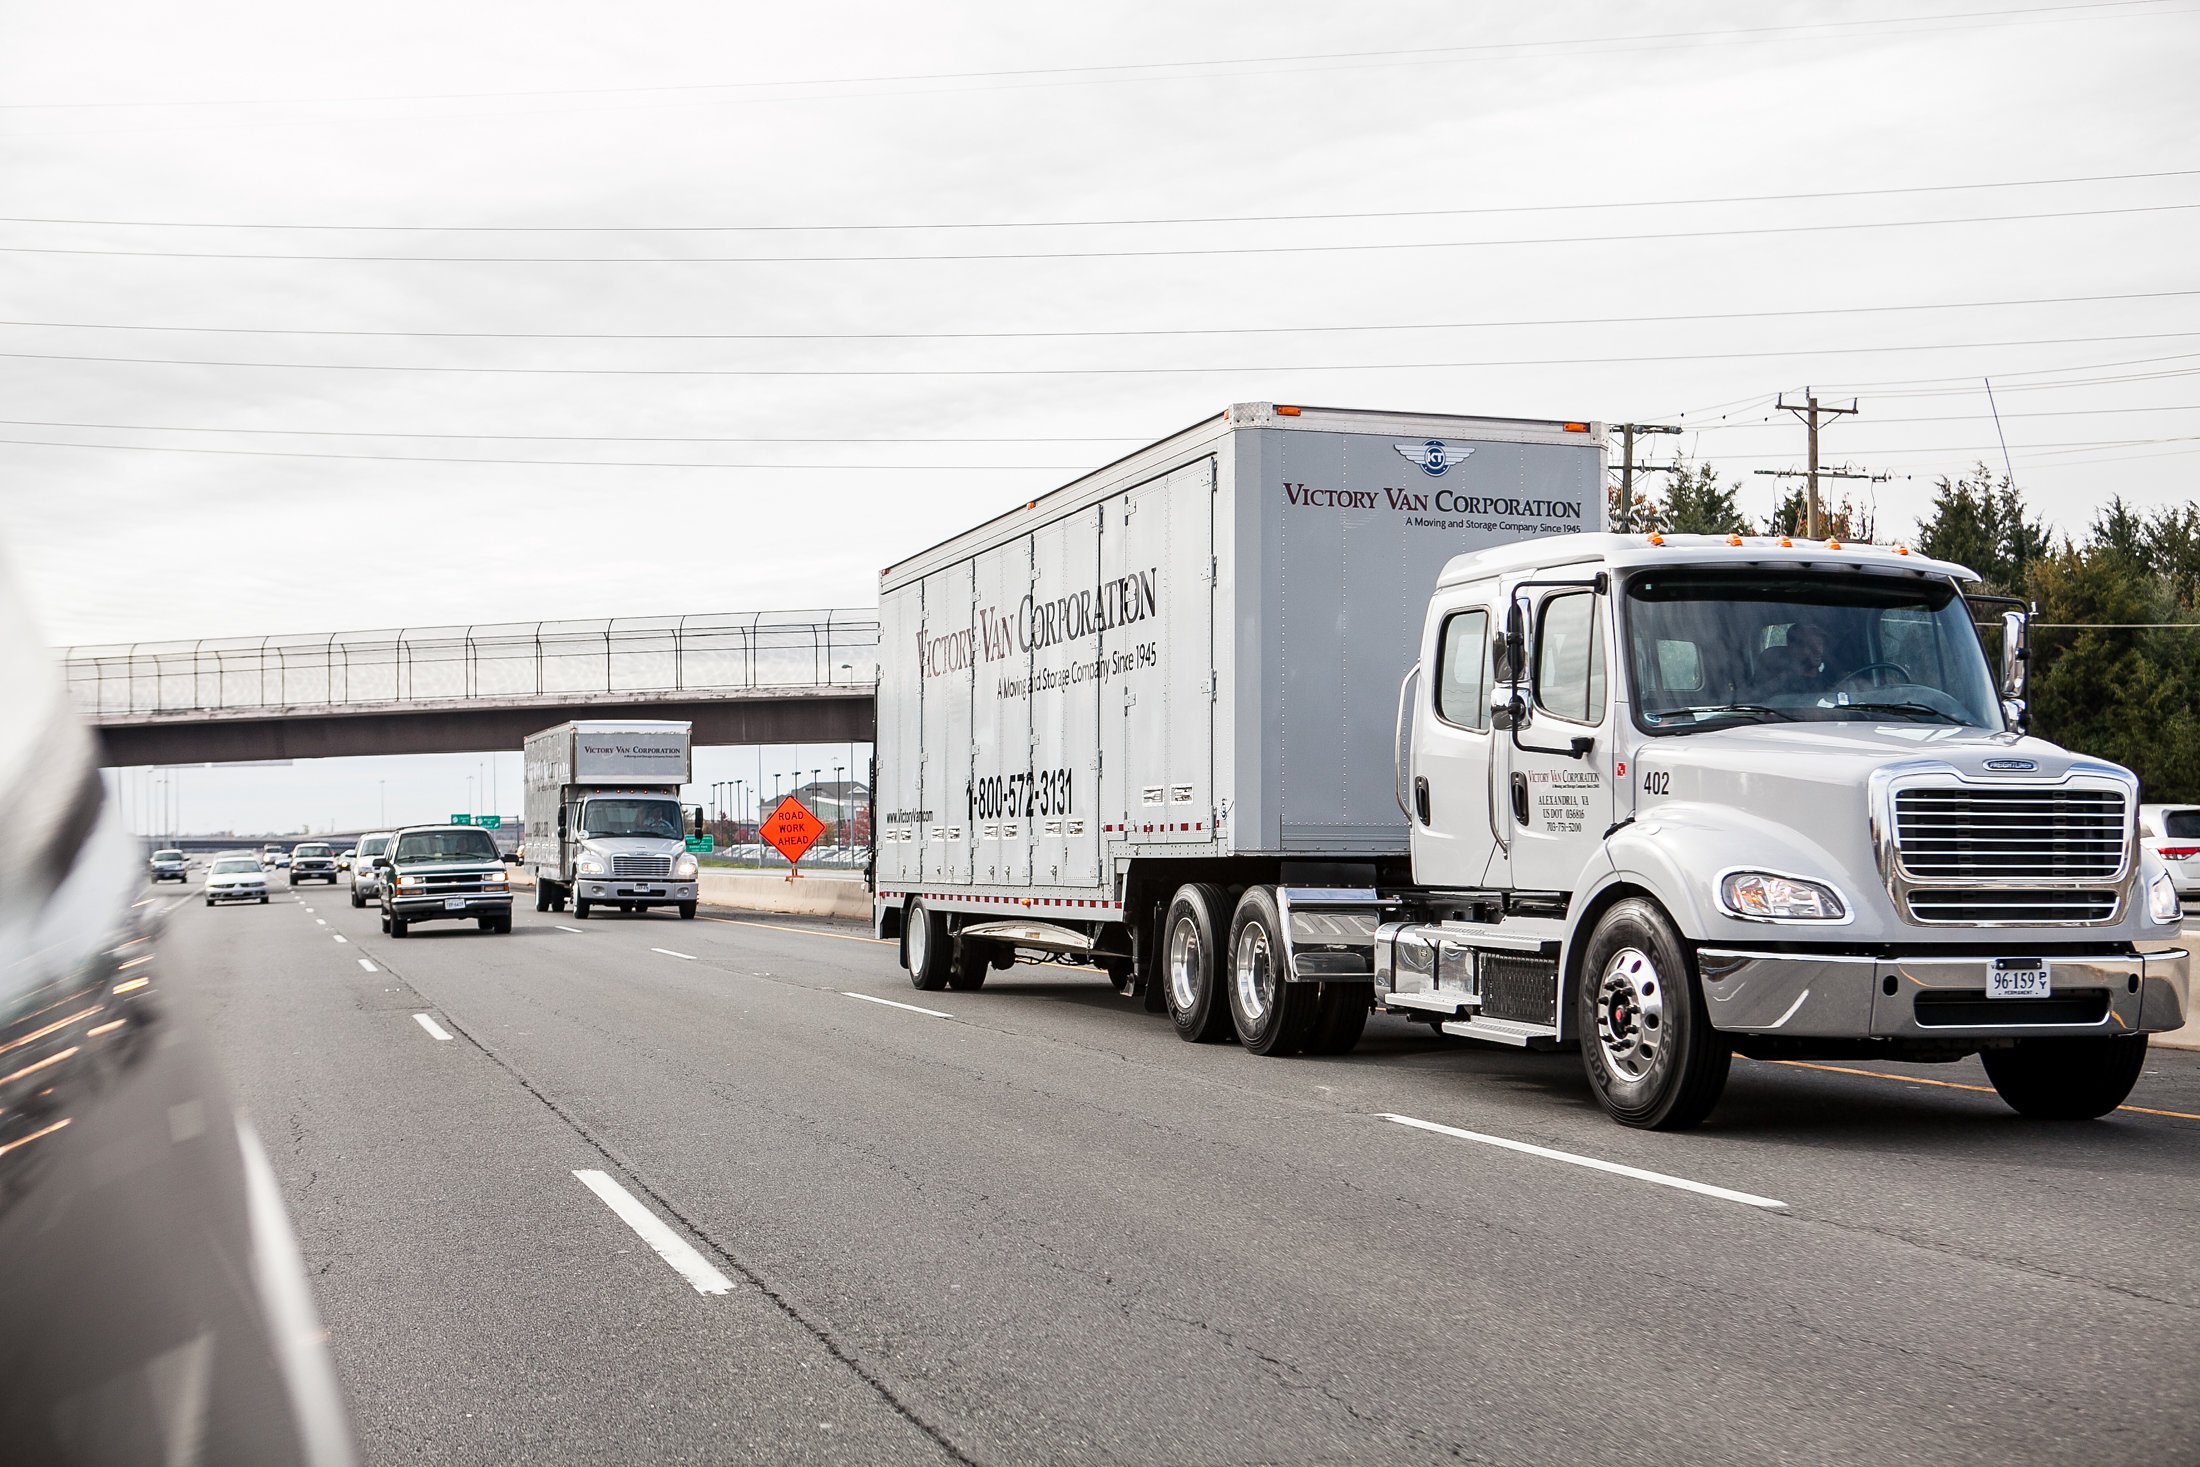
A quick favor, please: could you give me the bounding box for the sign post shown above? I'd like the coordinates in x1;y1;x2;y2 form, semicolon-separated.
759;797;826;881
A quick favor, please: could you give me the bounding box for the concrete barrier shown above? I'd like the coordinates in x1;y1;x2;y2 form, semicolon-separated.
510;865;869;922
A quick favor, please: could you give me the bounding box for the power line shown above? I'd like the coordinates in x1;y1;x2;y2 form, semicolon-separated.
0;418;1144;444
4;287;2191;344
0;438;1092;470
8;329;2200;377
5;202;2194;264
0;2;2170;111
6;169;2192;233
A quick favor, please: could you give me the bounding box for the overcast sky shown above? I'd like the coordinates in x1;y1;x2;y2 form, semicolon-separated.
4;0;2195;832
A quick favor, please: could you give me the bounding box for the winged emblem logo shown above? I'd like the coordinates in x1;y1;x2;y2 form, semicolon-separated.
1393;440;1476;477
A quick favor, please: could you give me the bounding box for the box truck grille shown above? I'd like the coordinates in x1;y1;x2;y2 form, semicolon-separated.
613;855;672;879
1902;889;2118;924
1893;787;2128;880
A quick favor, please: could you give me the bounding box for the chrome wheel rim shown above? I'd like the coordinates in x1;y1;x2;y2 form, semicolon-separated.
1595;946;1665;1082
1167;914;1202;1014
1233;920;1275;1025
907;909;929;972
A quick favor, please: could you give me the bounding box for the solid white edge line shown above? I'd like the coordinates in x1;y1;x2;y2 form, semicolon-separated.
412;1013;452;1042
1379;1113;1788;1211
572;1169;733;1296
650;947;698;961
843;991;952;1019
357;958;377;972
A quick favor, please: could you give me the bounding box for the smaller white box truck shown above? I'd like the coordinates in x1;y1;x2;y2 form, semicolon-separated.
872;402;2191;1129
524;720;702;920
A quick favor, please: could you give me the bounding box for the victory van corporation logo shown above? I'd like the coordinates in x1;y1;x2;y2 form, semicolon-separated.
1394;440;1476;477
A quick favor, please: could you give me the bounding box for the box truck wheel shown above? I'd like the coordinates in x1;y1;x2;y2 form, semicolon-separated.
574;899;591;919
1163;884;1233;1043
906;901;953;990
1227;887;1318;1056
1577;899;1730;1130
1981;1035;2147;1119
678;901;697;920
1303;983;1371;1055
535;882;550;912
948;939;990;990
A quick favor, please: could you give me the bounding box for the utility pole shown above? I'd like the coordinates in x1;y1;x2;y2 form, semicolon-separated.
1611;423;1682;532
1775;389;1859;539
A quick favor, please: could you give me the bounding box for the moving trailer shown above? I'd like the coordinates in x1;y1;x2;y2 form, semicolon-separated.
524;720;703;919
874;402;2192;1129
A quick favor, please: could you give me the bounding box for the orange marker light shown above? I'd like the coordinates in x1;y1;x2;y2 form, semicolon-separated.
1647;532;1665;546
1562;422;1591;433
1826;538;1843;550
1727;534;1743;546
1895;543;1911;555
1778;536;1793;547
1275;405;1303;416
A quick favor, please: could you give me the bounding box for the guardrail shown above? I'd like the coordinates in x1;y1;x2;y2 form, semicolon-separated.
63;611;880;720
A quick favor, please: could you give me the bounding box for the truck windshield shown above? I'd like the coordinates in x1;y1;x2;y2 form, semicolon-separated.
1623;570;2002;734
579;798;683;840
393;829;500;863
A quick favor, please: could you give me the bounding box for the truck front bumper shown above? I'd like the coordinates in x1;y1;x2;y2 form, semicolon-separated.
576;879;697;907
1698;946;2190;1039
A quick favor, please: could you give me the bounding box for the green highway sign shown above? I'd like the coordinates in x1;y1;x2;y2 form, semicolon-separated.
686;834;714;853
450;814;472;825
478;815;502;829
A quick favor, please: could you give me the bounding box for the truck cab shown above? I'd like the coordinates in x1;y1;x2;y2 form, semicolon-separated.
1374;532;2190;1126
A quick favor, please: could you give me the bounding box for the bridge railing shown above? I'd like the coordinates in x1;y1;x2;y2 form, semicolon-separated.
62;611;880;720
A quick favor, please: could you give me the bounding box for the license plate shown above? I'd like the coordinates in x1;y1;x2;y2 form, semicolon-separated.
1988;959;2050;999
445;897;467;910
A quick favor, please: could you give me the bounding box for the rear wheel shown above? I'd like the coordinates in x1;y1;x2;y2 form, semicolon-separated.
1304;983;1372;1055
1982;1035;2148;1118
1227;886;1317;1056
906;900;953;990
678;901;697;920
535;882;550;912
948;939;991;991
1162;884;1233;1043
1576;898;1730;1130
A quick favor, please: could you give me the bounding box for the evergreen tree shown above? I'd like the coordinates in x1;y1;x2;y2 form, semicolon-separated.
1763;486;1874;541
1661;461;1750;536
1913;464;2048;593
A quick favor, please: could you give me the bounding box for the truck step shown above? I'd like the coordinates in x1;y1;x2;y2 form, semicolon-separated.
1383;990;1479;1018
1440;1015;1562;1050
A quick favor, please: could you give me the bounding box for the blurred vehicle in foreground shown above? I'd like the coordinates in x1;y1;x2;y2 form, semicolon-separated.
288;842;339;886
148;848;189;883
205;855;270;907
0;559;353;1464
2140;803;2200;915
376;824;514;936
348;830;393;908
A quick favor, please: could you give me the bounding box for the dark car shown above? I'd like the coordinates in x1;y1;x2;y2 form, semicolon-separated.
288;841;340;886
0;560;353;1463
377;824;515;936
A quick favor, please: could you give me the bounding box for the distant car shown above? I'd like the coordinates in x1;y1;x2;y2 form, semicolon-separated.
206;855;270;906
378;824;513;936
349;830;394;907
262;844;284;866
148;848;189;883
289;842;339;886
2140;803;2200;916
337;847;356;871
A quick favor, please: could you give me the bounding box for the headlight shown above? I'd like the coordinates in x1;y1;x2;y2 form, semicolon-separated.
577;856;606;876
1720;871;1847;921
397;874;421;889
481;876;509;891
675;854;699;879
2148;868;2182;925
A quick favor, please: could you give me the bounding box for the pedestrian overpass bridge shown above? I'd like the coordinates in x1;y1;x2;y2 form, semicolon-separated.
65;611;878;766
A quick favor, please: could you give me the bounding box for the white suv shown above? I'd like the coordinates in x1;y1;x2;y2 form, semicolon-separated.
2140;804;2200;916
349;830;394;907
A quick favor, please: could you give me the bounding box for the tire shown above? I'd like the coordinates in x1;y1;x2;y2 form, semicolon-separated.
1226;886;1318;1056
535;882;550;912
1304;983;1372;1055
205;898;214;907
258;894;268;904
380;911;390;932
678;901;697;920
1982;1035;2148;1119
390;917;409;938
1576;898;1731;1130
497;915;513;934
906;900;953;991
1162;884;1234;1043
350;887;364;909
477;917;495;931
947;939;991;991
287;877;297;887
574;899;591;919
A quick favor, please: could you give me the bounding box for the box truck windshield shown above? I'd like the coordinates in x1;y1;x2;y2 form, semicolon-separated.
578;797;683;840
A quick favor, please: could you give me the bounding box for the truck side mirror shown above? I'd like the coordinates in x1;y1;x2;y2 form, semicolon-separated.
372;855;389;869
1999;608;2029;731
1497;600;1527;684
693;807;705;838
557;806;567;834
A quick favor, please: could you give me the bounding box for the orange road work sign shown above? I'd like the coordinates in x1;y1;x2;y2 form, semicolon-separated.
761;796;827;867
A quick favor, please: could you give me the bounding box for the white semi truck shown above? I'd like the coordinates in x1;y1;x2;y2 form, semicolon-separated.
872;402;2192;1128
523;720;703;920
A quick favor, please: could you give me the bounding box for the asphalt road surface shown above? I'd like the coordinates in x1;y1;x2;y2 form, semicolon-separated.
152;885;2200;1467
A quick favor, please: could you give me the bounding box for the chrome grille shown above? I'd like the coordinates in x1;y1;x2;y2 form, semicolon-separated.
612;854;672;879
1903;889;2118;924
1893;787;2128;881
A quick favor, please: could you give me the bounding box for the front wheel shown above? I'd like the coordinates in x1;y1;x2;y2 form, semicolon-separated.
390;917;409;938
1162;884;1233;1043
258;894;268;904
574;899;591;919
1576;898;1730;1130
906;901;953;990
1982;1035;2147;1118
677;901;697;920
350;888;364;909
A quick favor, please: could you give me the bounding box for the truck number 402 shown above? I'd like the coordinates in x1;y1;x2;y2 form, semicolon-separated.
1641;770;1671;796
